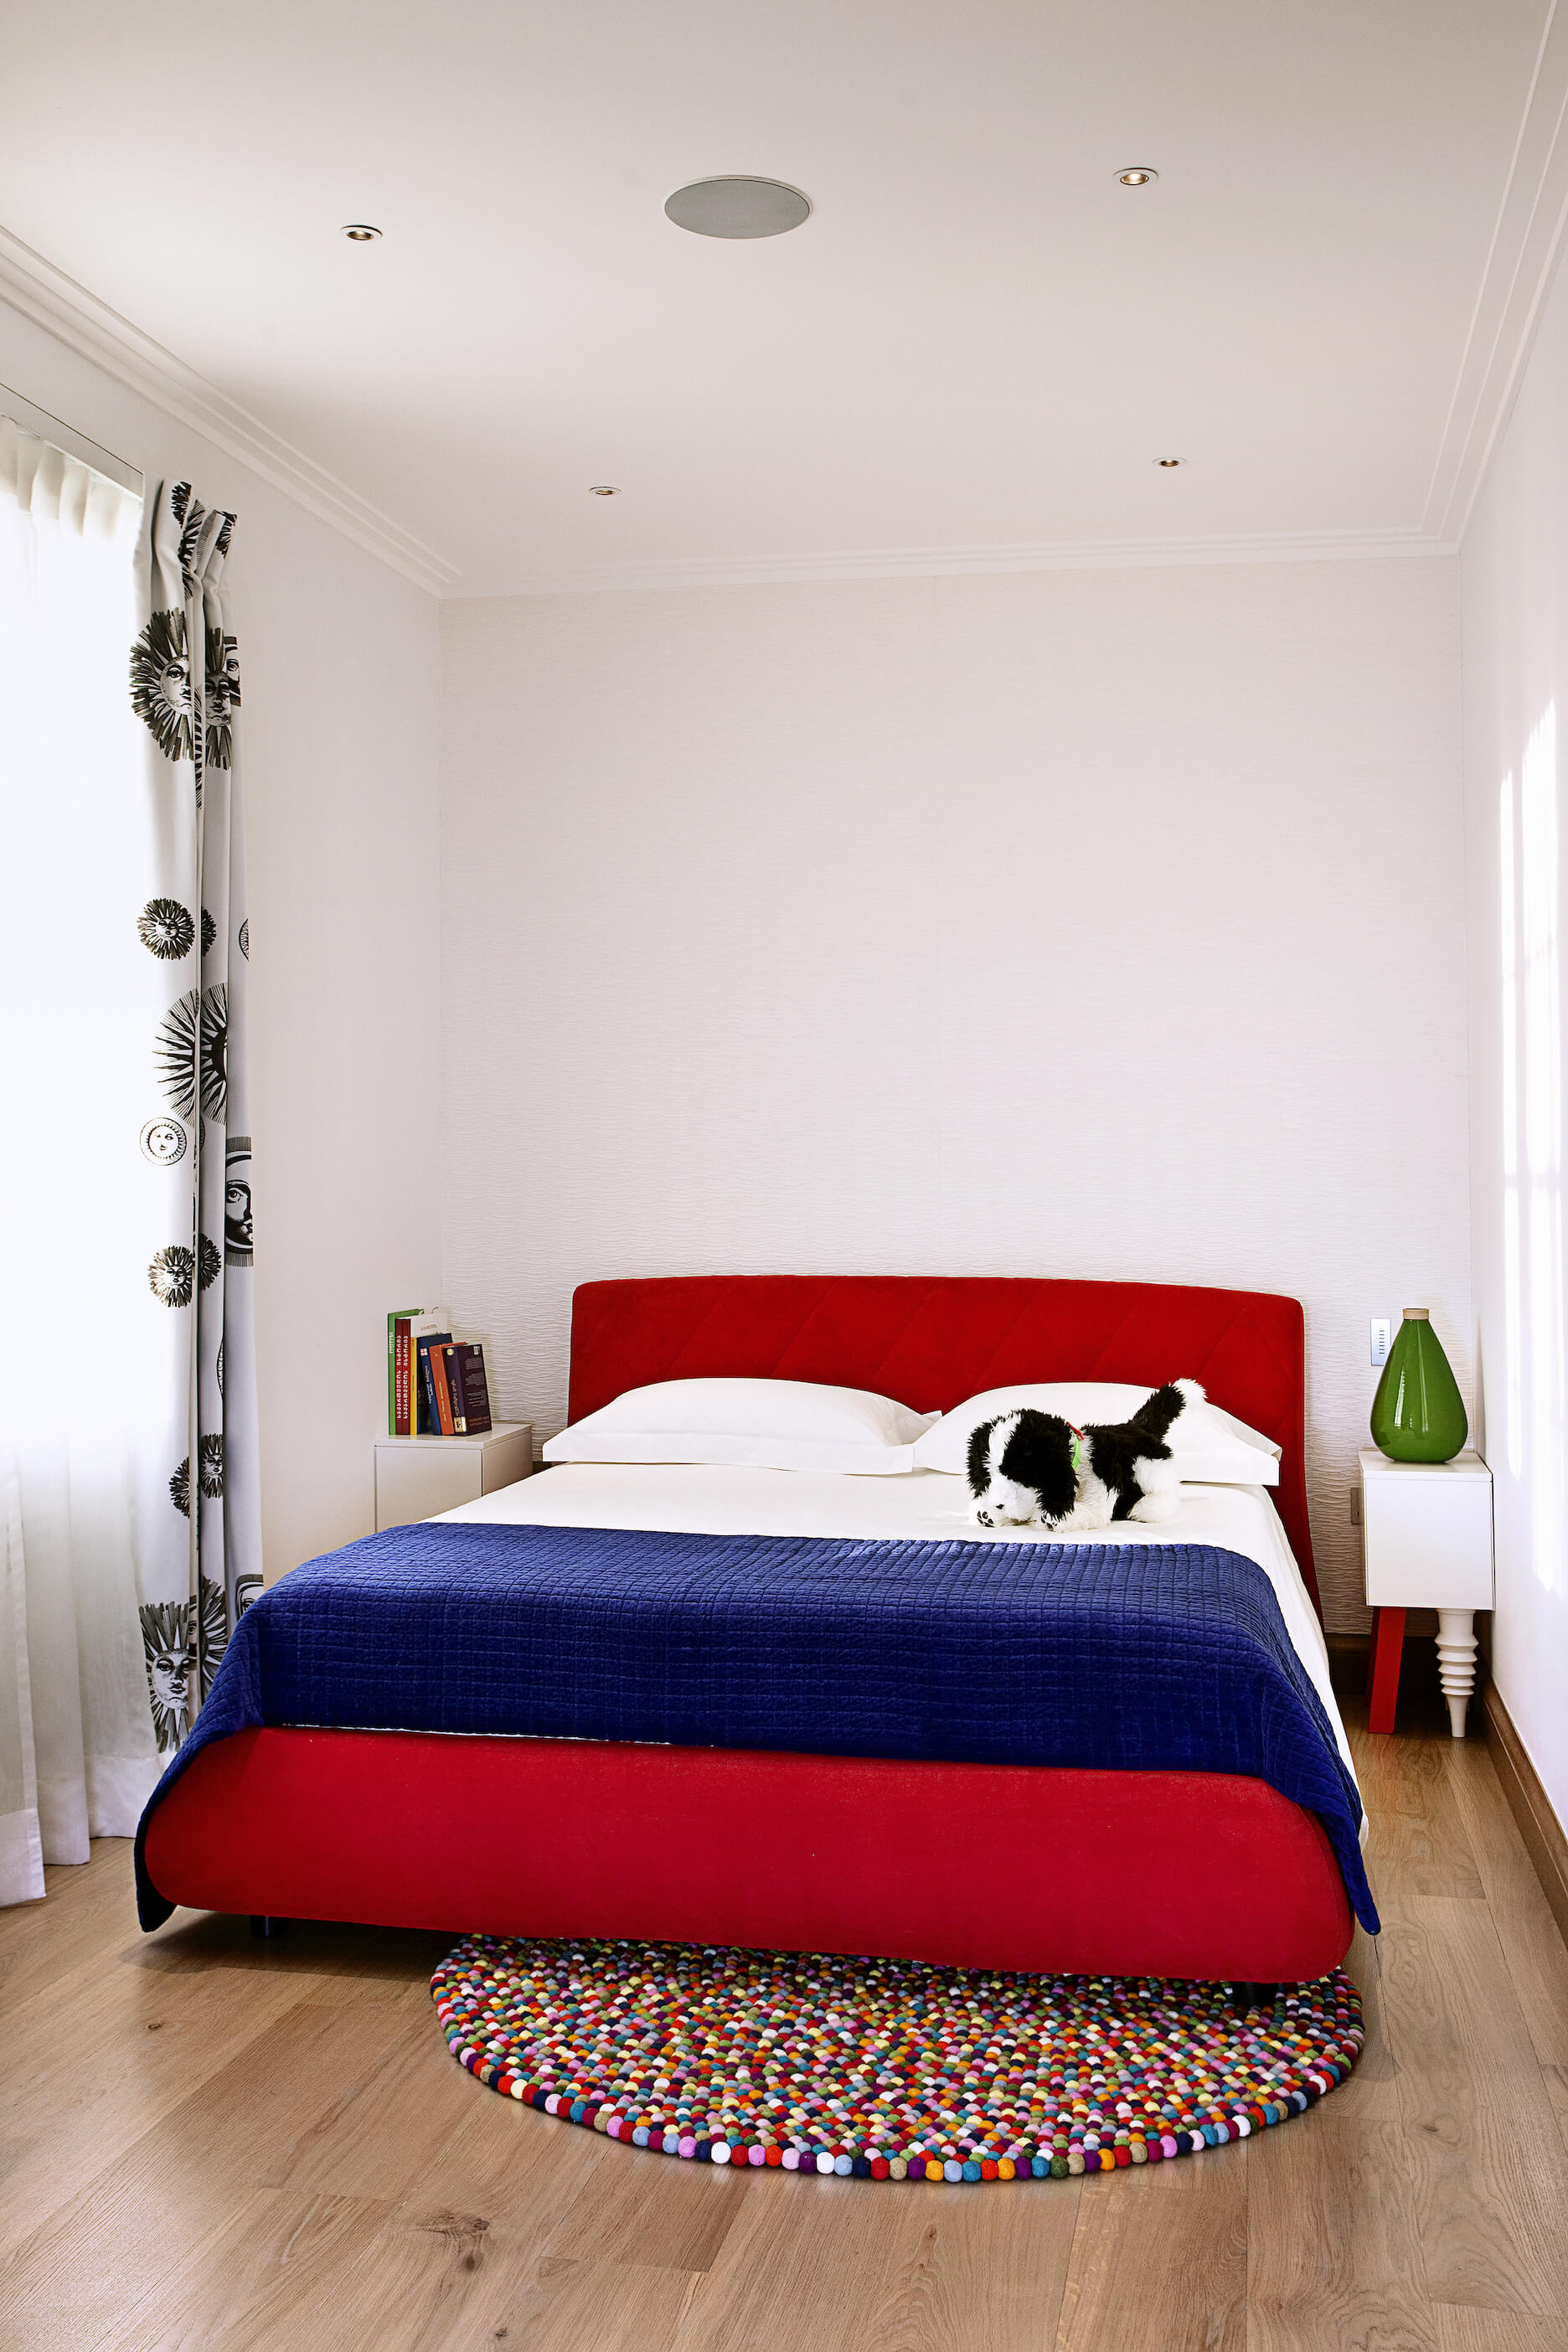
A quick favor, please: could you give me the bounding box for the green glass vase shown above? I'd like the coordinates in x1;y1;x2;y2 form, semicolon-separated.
1369;1308;1467;1462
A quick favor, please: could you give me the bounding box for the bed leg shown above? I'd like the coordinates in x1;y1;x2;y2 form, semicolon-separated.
1230;1980;1283;2014
249;1915;287;1940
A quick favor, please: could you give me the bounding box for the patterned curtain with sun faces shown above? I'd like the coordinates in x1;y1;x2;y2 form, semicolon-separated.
128;481;262;1755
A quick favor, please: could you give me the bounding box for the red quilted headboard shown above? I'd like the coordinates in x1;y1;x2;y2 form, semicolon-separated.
567;1276;1318;1616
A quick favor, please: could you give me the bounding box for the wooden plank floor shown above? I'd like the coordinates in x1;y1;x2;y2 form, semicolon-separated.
4;1678;1568;2351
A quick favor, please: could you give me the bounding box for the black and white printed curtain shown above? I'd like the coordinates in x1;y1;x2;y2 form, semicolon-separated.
130;480;262;1754
1;434;267;1906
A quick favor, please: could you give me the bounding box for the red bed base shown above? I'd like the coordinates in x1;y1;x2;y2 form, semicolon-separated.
145;1275;1352;1980
144;1728;1352;1983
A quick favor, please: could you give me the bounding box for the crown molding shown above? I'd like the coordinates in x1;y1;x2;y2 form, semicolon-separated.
24;76;1568;607
1425;0;1568;542
0;224;459;595
480;526;1456;599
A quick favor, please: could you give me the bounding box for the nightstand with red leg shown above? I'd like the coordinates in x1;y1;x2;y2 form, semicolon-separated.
1359;1448;1493;1736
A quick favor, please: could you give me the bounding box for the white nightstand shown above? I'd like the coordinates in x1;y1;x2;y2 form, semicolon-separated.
1360;1447;1493;1737
374;1422;534;1531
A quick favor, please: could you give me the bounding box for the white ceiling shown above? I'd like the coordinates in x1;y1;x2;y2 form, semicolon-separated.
1;0;1563;595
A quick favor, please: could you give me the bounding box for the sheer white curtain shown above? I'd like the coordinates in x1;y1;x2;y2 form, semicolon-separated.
0;421;161;1901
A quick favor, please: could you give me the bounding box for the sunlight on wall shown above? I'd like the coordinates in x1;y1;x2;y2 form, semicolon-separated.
1504;706;1566;1593
1502;772;1522;1476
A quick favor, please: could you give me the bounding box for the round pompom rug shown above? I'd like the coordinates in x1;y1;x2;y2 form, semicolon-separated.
431;1937;1362;2182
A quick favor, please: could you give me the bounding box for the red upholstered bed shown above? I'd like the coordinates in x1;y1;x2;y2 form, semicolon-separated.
142;1276;1354;1982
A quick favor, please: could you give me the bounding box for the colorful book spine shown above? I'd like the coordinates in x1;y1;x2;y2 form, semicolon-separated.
387;1308;419;1435
443;1344;467;1435
451;1342;493;1434
395;1317;412;1436
431;1346;456;1436
416;1333;452;1434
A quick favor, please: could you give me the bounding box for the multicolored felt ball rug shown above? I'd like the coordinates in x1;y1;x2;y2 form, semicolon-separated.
431;1937;1362;2182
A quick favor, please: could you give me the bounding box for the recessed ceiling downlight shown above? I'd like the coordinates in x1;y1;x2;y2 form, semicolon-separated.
1156;456;1184;467
1116;167;1158;188
664;177;812;239
589;484;620;497
341;223;382;241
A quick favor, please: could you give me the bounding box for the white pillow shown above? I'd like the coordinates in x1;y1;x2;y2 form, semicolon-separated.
911;1381;1281;1487
543;1377;938;1476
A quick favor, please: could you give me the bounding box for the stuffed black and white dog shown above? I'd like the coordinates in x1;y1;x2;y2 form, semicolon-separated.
967;1379;1204;1532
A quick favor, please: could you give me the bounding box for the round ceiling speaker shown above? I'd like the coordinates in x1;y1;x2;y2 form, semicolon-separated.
664;177;812;239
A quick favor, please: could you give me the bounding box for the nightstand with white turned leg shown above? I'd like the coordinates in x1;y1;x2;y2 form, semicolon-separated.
1359;1448;1493;1736
1434;1610;1480;1740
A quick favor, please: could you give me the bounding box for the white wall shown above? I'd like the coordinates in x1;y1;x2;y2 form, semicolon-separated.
1;302;444;1580
1461;248;1568;1828
441;557;1471;1630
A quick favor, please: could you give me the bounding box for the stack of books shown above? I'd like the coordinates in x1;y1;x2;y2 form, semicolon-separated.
386;1308;494;1436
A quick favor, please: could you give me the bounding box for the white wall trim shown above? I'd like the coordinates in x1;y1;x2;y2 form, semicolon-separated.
477;527;1456;598
0;224;459;595
1424;0;1568;544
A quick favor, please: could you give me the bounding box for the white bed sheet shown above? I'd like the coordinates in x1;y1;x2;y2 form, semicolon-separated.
442;1462;1359;1803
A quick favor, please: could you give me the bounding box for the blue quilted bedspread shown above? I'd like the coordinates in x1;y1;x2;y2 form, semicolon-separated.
135;1523;1377;1935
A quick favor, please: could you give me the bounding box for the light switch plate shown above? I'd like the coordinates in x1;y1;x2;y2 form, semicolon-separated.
1370;1317;1391;1368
